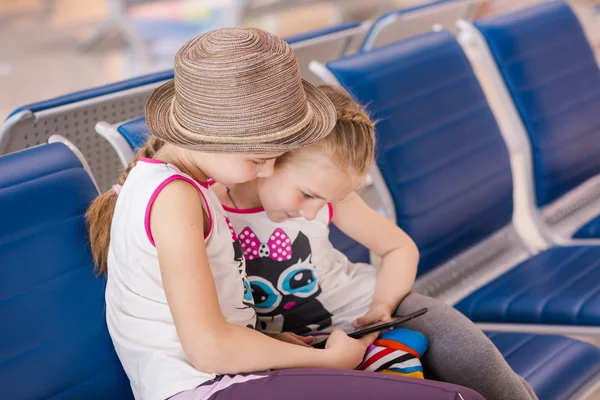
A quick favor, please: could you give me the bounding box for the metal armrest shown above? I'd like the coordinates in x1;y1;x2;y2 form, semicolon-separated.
48;134;100;193
96;121;135;168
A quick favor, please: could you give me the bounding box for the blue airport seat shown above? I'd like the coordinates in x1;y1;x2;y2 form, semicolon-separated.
0;143;133;399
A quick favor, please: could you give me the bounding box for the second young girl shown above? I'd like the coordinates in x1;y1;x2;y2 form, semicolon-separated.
214;85;538;400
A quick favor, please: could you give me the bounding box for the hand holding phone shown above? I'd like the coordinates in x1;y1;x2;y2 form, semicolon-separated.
310;307;428;348
320;329;379;369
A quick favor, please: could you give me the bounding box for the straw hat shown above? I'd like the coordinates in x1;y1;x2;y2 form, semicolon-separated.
146;27;337;153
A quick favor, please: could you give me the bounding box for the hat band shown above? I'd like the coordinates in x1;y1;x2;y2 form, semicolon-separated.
168;99;314;144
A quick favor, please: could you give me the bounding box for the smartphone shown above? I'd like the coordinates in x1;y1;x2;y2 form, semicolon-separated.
310;307;428;348
348;307;428;338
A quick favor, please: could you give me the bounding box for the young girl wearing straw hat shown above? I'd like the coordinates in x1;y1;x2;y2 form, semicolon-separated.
86;28;481;400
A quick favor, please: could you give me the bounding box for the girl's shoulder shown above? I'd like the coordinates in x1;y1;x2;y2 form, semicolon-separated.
116;159;220;246
125;159;212;198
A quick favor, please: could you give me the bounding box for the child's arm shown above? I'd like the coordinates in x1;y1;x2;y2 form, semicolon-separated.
151;180;374;374
331;194;419;325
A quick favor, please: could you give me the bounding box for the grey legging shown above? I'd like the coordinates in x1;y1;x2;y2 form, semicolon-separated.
396;292;538;400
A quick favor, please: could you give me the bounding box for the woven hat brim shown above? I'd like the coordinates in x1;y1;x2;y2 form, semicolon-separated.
145;79;336;154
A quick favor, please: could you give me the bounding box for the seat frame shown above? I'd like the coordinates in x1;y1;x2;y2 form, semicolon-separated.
361;0;481;52
47;134;100;193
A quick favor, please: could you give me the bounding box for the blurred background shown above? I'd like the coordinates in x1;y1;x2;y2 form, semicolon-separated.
0;0;598;120
1;4;600;398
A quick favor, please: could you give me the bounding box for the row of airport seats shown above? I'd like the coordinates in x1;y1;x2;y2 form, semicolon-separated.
0;0;481;193
93;1;600;398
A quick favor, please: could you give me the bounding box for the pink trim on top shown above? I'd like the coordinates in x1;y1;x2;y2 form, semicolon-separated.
327;203;334;224
222;203;265;214
144;174;213;247
195;179;209;188
139;157;165;164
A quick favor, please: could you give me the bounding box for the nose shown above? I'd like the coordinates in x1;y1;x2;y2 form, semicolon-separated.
299;203;320;221
256;159;276;178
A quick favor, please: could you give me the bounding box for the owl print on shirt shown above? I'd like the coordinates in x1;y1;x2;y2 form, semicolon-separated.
238;227;332;335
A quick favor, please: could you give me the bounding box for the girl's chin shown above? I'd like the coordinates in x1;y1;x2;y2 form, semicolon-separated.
266;211;294;222
265;211;286;223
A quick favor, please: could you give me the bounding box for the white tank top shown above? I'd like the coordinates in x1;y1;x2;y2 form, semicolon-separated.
223;202;377;336
106;159;256;400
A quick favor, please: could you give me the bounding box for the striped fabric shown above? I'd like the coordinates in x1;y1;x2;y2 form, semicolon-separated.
358;328;428;379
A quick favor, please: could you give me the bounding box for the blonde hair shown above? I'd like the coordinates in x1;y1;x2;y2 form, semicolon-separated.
86;136;165;274
283;85;375;177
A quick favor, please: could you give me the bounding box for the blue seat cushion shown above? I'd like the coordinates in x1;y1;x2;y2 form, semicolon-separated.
573;213;600;239
456;246;600;325
487;332;600;400
118;116;151;151
475;1;600;207
7;70;173;119
0;143;133;399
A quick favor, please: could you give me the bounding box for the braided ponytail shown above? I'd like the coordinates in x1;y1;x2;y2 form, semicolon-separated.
291;85;375;177
86;136;165;274
338;111;372;125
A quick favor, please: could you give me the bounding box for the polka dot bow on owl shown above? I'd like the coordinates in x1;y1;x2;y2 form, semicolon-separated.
239;227;292;261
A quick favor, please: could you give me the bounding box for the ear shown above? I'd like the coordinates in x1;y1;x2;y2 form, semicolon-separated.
291;231;311;259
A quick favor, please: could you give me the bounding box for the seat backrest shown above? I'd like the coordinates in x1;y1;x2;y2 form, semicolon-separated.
1;70;174;192
361;0;480;51
287;22;370;84
475;1;600;208
326;30;513;276
118;116;151;152
0;143;133;399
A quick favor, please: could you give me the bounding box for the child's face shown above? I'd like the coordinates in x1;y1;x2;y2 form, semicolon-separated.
196;153;283;187
256;152;358;222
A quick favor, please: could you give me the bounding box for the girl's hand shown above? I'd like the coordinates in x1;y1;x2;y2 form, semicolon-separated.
324;329;378;369
353;304;394;328
275;332;314;347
